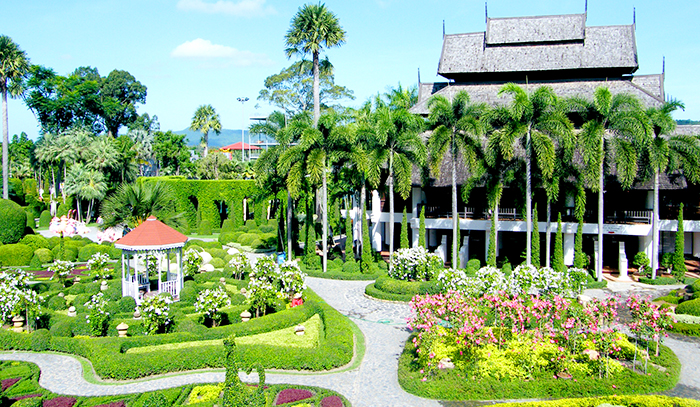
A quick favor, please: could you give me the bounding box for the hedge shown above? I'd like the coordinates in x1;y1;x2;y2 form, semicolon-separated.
498;395;700;407
676;298;700;316
33;248;54;264
0;289;356;380
77;243;114;262
639;277;680;285
20;235;50;251
0;243;34;267
303;269;385;281
364;275;440;302
0;199;27;244
39;210;52;228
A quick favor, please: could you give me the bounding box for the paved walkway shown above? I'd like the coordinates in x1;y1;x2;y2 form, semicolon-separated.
2;278;700;406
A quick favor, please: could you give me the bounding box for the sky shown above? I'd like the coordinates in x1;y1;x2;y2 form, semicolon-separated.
2;0;699;141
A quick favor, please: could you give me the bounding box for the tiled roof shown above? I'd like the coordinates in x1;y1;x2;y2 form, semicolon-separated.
114;216;187;250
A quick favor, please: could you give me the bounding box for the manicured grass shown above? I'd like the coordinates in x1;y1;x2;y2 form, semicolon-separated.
126;314;322;354
398;335;681;401
498;395;700;407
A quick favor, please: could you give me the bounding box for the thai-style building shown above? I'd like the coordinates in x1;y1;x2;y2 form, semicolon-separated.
362;9;700;273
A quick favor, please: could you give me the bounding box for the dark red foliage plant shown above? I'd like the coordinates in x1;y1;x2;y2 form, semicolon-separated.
320;395;344;407
274;388;314;405
93;402;126;407
43;396;77;407
1;377;20;391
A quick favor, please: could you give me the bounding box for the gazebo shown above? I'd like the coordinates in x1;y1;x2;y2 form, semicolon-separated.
114;216;188;304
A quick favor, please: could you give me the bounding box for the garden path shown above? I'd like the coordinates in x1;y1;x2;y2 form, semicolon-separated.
2;278;700;405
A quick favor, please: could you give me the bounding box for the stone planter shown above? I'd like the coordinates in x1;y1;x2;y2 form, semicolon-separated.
116;322;129;338
133;310;142;320
67;306;77;317
240;310;252;322
295;324;305;336
12;315;25;333
100;280;109;291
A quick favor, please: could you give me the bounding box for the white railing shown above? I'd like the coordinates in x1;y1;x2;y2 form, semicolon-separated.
623;210;652;224
122;279;140;303
159;280;178;297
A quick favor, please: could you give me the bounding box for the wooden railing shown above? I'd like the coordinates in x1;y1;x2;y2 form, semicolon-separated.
159;280;178;297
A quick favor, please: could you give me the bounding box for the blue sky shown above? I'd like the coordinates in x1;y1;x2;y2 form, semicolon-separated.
3;0;699;140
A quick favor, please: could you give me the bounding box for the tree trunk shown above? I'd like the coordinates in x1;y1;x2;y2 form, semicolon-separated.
451;147;458;268
652;170;660;278
525;126;532;266
322;168;328;273
494;203;499;258
546;200;552;268
597;157;604;281
360;182;366;251
203;131;209;158
312;51;320;126
2;90;8;200
389;153;395;271
62;163;67;204
287;191;293;260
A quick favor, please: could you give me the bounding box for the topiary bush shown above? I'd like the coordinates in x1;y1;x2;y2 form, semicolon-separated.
676;298;700;316
210;257;225;269
20;234;49;251
30;329;51;352
220;219;236;233
47;296;68;311
33;248;54;264
238;233;259;247
117;296;137;313
52;244;78;262
206;248;226;259
0;199;27;244
78;244;112;262
49;320;72;338
39;210;52;228
0;243;34;267
198;219;213;235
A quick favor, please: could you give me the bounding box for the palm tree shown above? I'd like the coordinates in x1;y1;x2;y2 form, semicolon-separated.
427;91;487;267
494;84;572;266
85;136;119;173
643;101;700;277
65;163;107;222
0;36;30;199
367;93;425;266
285;3;346;126
100;181;183;229
278;111;353;272
190;104;221;157
34;132;60;202
572;87;651;281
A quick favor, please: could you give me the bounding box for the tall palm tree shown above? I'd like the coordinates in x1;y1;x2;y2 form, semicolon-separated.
643;101;700;277
285;3;346;126
367;95;426;265
427;91;487;267
0;36;30;199
190;104;221;157
572;87;651;281
494;84;572;266
85;136;119;173
100;181;183;229
278;111;353;272
34;132;60;202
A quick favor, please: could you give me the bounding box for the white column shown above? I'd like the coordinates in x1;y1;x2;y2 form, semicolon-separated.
693;232;700;258
619;241;630;280
564;233;575;266
484;230;490;260
640;234;653;269
371;190;382;251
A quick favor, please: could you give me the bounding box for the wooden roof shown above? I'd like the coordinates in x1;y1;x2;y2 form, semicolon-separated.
114;216;187;250
486;14;586;45
220;142;261;151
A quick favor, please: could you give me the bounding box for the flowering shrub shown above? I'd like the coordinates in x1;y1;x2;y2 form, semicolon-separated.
279;260;307;296
138;294;173;335
389;247;442;281
48;260;74;286
183;248;203;277
87;252;111;280
627;294;675;363
245;256;306;317
195;287;231;327
408;291;649;382
436;268;470;292
228;252;250;279
145;253;158;278
84;292;109;336
0;269;42;324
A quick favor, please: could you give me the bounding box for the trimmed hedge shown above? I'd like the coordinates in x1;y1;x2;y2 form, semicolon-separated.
0;243;34;267
0;199;27;244
39;210;52;228
670;322;700;336
364;275;440;302
0;289;356;380
676;298;700;316
77;244;113;262
304;268;384;281
33;248;54;264
639;277;680;285
20;235;50;251
498;395;700;407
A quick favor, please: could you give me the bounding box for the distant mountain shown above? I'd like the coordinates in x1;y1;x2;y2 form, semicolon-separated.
174;129;274;148
676;119;700;125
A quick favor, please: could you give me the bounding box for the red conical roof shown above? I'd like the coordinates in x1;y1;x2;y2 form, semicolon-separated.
220;141;261;150
114;216;188;250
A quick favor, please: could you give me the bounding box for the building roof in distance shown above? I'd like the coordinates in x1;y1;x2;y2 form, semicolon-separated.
486;14;586;45
220;141;262;151
115;216;187;251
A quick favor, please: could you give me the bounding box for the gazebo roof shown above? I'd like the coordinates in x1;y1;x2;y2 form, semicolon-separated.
220;141;261;151
114;216;188;251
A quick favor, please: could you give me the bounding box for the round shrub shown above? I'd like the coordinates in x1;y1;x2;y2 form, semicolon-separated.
48;295;68;311
210;257;225;269
72;293;92;313
342;261;360;273
251;238;265;249
52;244;78;262
0;199;27;244
30;329;52;351
179;286;198;304
0;243;34;267
219;232;236;246
78;243;111;262
34;248;54;264
117;296;137;313
206;248;226;259
245;219;257;229
49;320;73;337
39;210;52;228
220;219;235;233
197;219;213;235
238;233;259;246
676;298;700;316
20;234;49;251
29;254;43;270
47;236;60;249
259;224;275;233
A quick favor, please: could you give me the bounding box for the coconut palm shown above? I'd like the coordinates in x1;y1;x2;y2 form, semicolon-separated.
0;36;30;199
367;94;425;266
427;91;488;267
190;104;221;157
285;3;346;126
572;87;651;281
100;181;183;229
278;111;354;272
494;84;572;266
65;163;107;222
34;132;61;201
85;136;119;173
642;101;700;277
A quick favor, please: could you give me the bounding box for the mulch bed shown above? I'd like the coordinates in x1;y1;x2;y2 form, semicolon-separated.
1;377;20;392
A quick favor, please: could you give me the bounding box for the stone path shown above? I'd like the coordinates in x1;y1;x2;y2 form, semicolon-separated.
3;278;700;406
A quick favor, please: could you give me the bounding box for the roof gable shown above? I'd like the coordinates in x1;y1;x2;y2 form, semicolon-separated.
486;14;585;45
115;216;188;250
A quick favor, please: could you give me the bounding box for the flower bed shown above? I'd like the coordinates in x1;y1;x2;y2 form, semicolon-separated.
274;388;314;405
1;377;20;391
400;291;680;400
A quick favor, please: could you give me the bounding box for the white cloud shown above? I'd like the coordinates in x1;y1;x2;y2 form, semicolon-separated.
176;0;276;17
171;38;274;67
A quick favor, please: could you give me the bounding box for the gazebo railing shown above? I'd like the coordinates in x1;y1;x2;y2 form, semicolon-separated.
159;280;178;297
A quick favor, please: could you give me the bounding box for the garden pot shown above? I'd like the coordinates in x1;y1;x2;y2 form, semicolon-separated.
295;325;305;335
116;322;129;338
133;310;141;319
240;310;252;322
100;280;109;291
12;315;25;333
67;306;77;317
74;276;81;283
